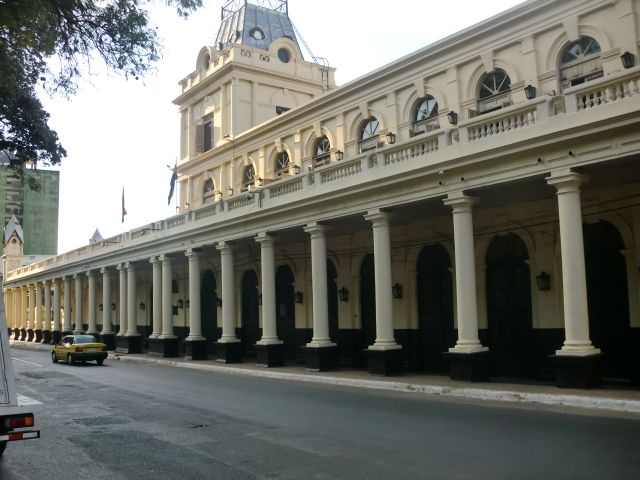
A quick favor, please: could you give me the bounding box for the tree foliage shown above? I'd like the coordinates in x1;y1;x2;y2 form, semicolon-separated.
0;0;202;169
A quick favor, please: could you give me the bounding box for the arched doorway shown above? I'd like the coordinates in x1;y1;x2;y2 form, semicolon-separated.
486;233;533;378
417;244;454;373
327;259;339;342
241;270;260;358
583;220;631;381
359;254;376;366
201;270;218;354
275;265;297;362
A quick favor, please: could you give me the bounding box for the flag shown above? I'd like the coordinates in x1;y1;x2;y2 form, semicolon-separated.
168;163;177;205
121;187;127;223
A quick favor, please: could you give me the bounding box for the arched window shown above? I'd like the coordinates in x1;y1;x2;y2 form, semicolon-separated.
412;95;439;135
275;151;290;176
202;178;215;204
358;117;380;153
477;69;512;115
242;165;256;189
313;135;331;166
559;36;603;91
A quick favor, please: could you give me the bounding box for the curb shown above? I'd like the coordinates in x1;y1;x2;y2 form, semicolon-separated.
11;341;640;414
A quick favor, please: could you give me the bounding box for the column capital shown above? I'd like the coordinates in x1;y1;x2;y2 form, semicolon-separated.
546;169;588;192
216;241;235;252
443;192;478;211
364;209;392;225
185;248;202;258
255;232;275;246
116;263;127;272
304;222;327;236
44;279;52;287
100;267;110;274
159;253;173;263
86;270;95;278
148;255;159;264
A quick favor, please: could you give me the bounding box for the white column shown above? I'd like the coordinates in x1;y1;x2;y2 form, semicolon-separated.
185;249;204;340
43;281;51;334
256;234;281;344
101;268;113;334
149;257;162;339
13;287;20;332
73;274;84;334
547;170;600;355
364;210;399;348
304;222;334;346
63;277;72;332
28;283;36;332
21;286;27;331
53;280;61;333
34;282;42;331
160;255;176;339
117;264;127;336
86;271;97;334
126;262;139;336
217;242;240;342
443;193;487;353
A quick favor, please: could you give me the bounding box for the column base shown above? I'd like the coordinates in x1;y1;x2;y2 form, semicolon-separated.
256;343;285;367
214;341;243;364
549;353;602;389
183;339;208;361
61;330;73;336
34;329;43;342
41;330;52;344
7;328;11;337
444;350;490;382
52;331;62;344
100;333;116;350
20;329;27;340
115;334;143;354
303;345;338;372
365;347;403;376
13;328;20;340
27;329;34;341
147;337;179;358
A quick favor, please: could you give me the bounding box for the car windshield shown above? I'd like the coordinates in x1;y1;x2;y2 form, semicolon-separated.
75;335;96;344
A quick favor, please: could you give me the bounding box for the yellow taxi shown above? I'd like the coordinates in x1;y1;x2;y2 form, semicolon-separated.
51;335;108;365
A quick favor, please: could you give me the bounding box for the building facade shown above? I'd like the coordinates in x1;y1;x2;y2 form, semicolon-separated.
4;0;640;388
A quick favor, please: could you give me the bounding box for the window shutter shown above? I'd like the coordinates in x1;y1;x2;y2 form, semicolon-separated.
195;125;204;155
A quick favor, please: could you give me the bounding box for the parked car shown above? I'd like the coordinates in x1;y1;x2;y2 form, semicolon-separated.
51;335;108;365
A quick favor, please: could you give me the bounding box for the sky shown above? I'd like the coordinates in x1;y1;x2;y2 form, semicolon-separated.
39;0;524;254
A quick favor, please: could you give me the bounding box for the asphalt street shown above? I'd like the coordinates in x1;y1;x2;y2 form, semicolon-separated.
2;348;639;480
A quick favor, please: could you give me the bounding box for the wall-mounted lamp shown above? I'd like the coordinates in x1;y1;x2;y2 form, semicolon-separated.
227;187;233;196
338;287;349;302
292;164;301;174
295;291;304;304
335;150;344;161
216;297;222;307
255;177;263;187
447;111;458;125
185;300;190;309
524;84;537;100
111;303;116;311
139;302;145;311
536;271;551;291
386;132;396;144
176;299;184;309
98;304;103;311
392;283;403;299
257;294;262;306
621;51;635;69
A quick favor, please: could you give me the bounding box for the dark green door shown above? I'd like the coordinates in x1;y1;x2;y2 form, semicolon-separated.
276;265;297;362
201;270;217;354
241;270;260;358
359;254;376;366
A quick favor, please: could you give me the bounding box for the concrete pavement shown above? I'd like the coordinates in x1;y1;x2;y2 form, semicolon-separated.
10;339;640;414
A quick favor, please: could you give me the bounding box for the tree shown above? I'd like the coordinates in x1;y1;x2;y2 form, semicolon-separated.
0;0;203;171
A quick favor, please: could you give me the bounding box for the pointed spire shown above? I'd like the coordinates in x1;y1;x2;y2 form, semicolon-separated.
89;229;103;244
3;214;24;245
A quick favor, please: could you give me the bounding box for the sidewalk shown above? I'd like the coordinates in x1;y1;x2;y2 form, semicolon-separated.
10;339;640;415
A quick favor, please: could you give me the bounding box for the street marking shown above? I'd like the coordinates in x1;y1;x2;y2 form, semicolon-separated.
12;358;43;368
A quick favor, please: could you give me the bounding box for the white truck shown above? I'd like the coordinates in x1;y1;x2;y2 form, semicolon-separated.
0;291;40;456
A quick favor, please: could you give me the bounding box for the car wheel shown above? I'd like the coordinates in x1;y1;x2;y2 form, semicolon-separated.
66;354;74;364
97;358;104;366
51;351;58;363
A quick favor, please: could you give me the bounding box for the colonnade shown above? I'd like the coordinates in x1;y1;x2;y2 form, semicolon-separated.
4;168;600;385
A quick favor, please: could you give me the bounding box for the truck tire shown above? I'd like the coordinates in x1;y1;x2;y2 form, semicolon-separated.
97;358;104;366
0;440;6;456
